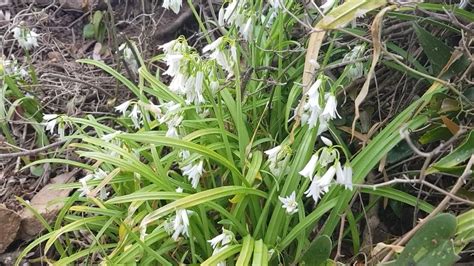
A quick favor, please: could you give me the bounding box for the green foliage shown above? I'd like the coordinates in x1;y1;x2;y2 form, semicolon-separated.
382;213;460;266
300;235;332;265
428;131;474;174
83;11;106;42
455;209;474;253
14;0;472;265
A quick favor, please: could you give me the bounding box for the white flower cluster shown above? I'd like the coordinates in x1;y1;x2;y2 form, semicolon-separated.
300;76;340;135
160;39;212;106
144;101;184;139
42;114;67;138
78;169;109;200
115;100;142;129
264;144;290;176
0;56;28;79
12;26;39;51
203;37;238;77
299;137;353;204
179;149;205;189
218;1;254;41
164;208;193;241
207;228;235;266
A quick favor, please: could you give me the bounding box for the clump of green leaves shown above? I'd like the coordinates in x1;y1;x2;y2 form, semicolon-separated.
17;0;473;265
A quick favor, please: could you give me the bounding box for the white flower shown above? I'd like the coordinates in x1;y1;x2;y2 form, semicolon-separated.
343;45;365;80
99;188;109;200
101;131;121;142
163;54;184;77
210;80;220;93
203;37;235;75
320;0;336;13
78;169;107;197
115;100;131;115
78;174;94;197
269;0;281;9
305;166;336;203
223;1;239;23
321;93;340;120
240;17;253;41
176;187;183;193
230;44;238;63
43;114;59;134
210;48;233;75
169;72;187;93
159;101;182;124
302;79;322;129
335;162;353;190
182;160;204;188
129;104;141;128
159;40;177;54
165;114;183;138
208;228;234;249
305;175;323;203
13;26;39;50
299;154;319;179
203;37;223;53
319;147;337;167
179;149;190;160
171;209;190;240
318;166;336;193
166;126;179;138
218;7;225;26
183;72;205;105
321;136;333;146
317;117;329;135
118;43;138;73
194;71;205;104
264;145;282;165
162;0;182;14
278;191;298;215
261;10;278;28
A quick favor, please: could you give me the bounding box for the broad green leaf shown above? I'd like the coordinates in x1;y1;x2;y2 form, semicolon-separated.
383;213;459;265
429;131;474;173
413;23;469;77
419;126;452;145
300;235;332;265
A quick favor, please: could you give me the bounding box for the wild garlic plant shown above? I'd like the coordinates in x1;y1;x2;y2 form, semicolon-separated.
18;0;447;265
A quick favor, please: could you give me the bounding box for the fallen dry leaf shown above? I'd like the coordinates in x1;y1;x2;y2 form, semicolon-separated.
17;170;77;240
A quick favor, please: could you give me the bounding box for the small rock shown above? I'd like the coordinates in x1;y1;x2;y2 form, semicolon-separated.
17;171;77;240
0;205;21;253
